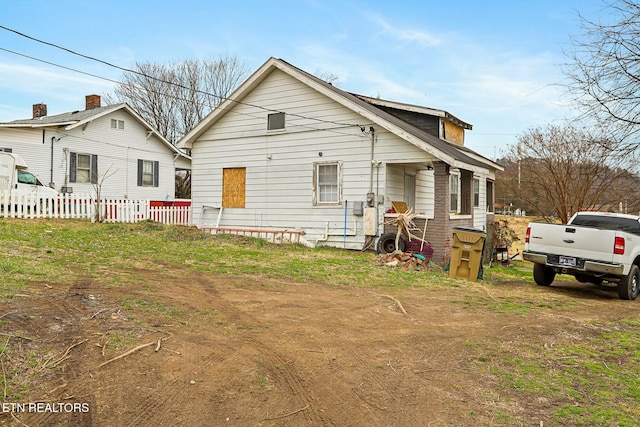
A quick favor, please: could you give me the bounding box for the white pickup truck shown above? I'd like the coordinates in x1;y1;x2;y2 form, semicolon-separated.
523;212;640;300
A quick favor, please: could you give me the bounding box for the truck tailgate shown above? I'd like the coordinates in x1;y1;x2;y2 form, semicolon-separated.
527;223;615;263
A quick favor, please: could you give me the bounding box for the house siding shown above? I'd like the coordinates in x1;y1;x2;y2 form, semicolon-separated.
0;109;186;199
186;60;499;261
192;69;443;249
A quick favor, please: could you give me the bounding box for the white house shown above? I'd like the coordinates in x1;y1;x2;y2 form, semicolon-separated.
179;58;502;264
0;95;191;200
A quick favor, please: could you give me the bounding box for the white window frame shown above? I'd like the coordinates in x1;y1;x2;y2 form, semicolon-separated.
111;119;125;130
76;153;92;183
313;161;342;206
473;178;480;208
449;173;459;212
267;112;285;131
137;159;159;187
142;160;154;187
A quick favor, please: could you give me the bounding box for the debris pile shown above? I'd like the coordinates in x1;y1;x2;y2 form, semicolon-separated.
376;250;442;272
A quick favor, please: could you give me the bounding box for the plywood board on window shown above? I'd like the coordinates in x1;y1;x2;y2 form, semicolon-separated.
222;168;246;208
444;121;464;146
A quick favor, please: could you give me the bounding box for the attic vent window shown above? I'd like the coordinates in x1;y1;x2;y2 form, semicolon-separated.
111;119;124;130
267;112;285;130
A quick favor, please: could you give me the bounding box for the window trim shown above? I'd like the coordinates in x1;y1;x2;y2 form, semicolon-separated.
137;159;159;187
111;119;125;130
473;178;480;208
313;161;343;206
69;152;98;184
267;112;285;131
449;173;459;213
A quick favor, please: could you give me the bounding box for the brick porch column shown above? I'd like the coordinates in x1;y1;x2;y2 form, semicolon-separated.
430;161;451;265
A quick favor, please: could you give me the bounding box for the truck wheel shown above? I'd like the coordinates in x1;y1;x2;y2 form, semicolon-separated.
376;233;405;254
533;263;555;286
617;264;640;300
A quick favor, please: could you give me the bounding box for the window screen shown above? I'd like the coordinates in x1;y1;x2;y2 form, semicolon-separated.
267;112;285;130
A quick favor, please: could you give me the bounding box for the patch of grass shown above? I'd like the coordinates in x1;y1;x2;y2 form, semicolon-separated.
120;297;184;319
487;318;640;425
2;218;640;425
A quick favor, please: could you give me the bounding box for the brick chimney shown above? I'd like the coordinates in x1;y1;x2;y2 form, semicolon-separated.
32;103;47;118
85;94;101;110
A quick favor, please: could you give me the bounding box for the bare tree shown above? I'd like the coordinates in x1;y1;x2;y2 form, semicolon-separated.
564;0;640;151
104;55;248;144
313;69;342;86
502;124;637;223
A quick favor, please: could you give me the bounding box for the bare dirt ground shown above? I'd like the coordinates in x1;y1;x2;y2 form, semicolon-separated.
1;266;637;427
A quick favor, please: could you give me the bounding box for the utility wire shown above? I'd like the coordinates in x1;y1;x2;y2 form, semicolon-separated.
0;24;364;129
0;46;122;84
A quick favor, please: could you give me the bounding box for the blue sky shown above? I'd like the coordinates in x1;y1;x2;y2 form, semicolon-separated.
0;0;607;159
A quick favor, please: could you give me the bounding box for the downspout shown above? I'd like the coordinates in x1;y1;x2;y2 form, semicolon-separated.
50;136;55;187
344;200;348;248
376;162;380;236
369;127;375;193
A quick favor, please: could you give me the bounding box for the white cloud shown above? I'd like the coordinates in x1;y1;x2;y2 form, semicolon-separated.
367;14;442;47
0;60;115;120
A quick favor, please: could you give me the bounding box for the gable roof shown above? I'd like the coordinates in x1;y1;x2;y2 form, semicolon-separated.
179;57;500;172
0;103;190;160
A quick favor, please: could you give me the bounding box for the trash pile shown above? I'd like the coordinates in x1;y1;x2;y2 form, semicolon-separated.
376;250;442;272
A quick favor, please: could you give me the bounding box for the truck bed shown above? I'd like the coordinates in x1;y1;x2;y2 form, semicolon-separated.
526;222;616;264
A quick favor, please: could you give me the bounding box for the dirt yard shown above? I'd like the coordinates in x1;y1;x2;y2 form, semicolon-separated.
1;260;638;426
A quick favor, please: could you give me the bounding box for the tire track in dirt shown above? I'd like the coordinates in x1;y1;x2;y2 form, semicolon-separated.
154;274;328;425
123;342;237;426
16;278;96;427
243;335;328;425
99;273;326;426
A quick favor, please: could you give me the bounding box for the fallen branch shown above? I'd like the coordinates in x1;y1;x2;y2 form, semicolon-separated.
10;413;30;427
0;332;33;341
262;404;310;421
97;337;169;369
46;382;68;395
1;336;9;400
373;293;408;315
51;339;88;368
89;308;109;319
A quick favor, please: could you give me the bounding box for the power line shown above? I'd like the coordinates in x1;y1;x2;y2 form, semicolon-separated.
0;46;122;84
0;25;364;130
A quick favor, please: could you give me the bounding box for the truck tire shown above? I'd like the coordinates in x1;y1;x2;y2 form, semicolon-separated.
533;263;555;286
376;233;405;254
617;264;640;300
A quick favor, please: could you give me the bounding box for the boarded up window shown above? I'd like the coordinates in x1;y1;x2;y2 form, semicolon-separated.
222;168;246;208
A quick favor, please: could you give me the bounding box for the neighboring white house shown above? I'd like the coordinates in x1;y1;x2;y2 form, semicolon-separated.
0;95;191;200
179;58;502;264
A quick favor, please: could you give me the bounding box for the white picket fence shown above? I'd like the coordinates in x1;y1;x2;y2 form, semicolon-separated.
0;191;192;225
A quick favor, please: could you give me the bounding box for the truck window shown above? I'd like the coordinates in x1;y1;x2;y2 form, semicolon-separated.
571;214;640;236
17;170;38;186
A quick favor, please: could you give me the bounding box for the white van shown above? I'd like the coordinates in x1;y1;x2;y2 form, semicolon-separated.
0;152;58;201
